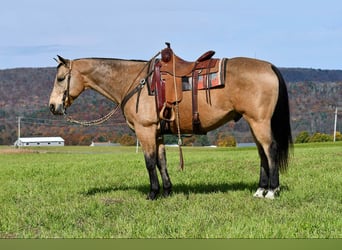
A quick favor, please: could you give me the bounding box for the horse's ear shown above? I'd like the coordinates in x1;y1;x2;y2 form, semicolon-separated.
56;55;68;65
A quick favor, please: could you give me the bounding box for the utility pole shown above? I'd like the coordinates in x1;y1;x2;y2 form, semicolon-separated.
333;107;338;142
17;116;21;148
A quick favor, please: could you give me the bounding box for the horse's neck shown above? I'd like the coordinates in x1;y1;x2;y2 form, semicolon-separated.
78;59;146;103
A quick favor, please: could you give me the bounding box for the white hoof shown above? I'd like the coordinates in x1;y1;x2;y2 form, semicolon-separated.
264;190;276;199
253;188;266;198
264;188;280;199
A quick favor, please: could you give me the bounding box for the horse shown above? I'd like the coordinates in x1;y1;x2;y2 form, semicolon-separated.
49;50;292;200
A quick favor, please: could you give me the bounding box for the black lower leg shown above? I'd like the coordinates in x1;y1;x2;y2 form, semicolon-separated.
269;166;279;190
259;166;269;189
257;145;270;189
157;142;172;197
144;153;160;200
269;141;280;190
160;168;172;197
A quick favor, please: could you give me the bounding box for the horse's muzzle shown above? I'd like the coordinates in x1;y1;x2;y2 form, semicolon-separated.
49;103;65;115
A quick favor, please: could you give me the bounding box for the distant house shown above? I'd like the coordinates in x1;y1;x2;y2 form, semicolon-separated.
14;137;64;147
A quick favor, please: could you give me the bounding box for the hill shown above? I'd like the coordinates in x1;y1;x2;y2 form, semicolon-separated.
0;66;341;145
280;68;342;82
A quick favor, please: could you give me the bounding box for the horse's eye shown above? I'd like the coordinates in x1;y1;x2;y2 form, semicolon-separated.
57;76;65;82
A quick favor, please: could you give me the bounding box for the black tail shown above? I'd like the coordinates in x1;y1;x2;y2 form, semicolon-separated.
271;65;293;172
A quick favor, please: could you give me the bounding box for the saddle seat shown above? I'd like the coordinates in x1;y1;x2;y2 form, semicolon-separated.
161;43;216;77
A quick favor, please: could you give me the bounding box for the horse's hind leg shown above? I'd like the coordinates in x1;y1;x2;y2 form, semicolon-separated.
156;136;172;197
265;141;280;199
253;141;270;198
248;121;280;199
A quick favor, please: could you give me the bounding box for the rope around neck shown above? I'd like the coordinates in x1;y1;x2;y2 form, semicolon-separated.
64;104;121;126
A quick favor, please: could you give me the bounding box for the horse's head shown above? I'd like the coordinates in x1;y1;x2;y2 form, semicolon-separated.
49;55;85;115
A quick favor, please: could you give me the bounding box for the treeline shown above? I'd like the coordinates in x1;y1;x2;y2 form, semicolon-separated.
295;131;342;143
280;68;342;82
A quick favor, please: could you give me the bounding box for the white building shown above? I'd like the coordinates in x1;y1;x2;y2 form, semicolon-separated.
14;137;64;147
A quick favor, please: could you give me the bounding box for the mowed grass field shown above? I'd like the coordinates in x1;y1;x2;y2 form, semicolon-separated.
0;142;341;238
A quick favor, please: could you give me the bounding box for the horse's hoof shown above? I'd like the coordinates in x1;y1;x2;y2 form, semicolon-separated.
146;191;159;200
264;188;280;199
162;189;172;198
264;190;275;199
253;188;266;198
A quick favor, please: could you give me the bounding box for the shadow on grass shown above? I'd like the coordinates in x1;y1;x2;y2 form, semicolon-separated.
83;181;265;197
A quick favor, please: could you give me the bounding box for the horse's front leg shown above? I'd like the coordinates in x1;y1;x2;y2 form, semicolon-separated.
156;136;172;197
143;150;160;200
136;125;160;200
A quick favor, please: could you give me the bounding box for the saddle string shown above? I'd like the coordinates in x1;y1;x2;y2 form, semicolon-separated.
205;59;212;105
172;53;184;170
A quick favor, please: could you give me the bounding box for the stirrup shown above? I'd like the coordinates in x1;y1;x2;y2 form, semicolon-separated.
159;103;175;122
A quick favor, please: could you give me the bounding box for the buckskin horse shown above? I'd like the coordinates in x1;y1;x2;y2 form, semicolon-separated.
49;44;292;200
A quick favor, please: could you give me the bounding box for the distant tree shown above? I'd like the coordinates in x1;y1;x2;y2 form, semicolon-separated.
334;131;342;141
215;133;236;147
182;136;196;146
118;134;136;146
308;132;332;143
163;135;178;145
193;135;211;146
97;135;107;142
295;131;310;143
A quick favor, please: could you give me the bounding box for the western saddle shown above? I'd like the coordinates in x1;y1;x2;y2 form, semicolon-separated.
150;42;224;134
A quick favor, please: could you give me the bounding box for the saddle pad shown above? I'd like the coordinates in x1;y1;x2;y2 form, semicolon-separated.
182;58;227;91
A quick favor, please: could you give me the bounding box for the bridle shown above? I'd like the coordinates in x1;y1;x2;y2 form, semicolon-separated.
59;52;160;126
61;60;73;113
59;59;120;126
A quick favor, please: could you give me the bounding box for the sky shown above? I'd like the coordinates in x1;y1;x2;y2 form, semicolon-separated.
0;0;341;70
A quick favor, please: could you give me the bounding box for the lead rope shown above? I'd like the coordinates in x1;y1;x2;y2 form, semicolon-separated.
65;104;121;126
172;53;184;170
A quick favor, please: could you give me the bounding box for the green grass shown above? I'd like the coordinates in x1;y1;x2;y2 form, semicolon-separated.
0;143;341;238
